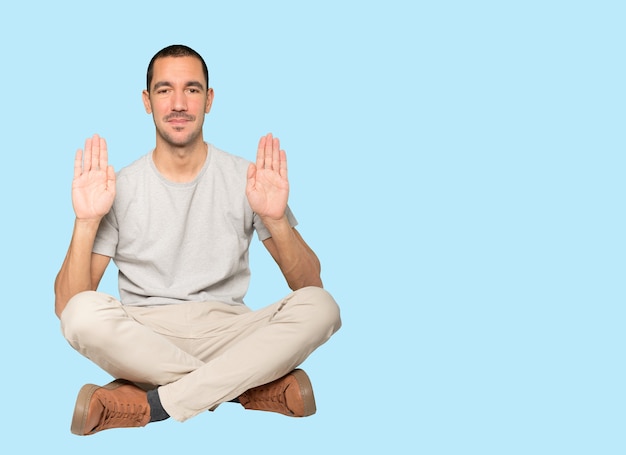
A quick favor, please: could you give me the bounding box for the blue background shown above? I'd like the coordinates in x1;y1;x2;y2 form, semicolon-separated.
1;1;624;454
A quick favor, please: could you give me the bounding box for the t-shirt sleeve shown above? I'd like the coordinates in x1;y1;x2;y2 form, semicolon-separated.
253;205;298;241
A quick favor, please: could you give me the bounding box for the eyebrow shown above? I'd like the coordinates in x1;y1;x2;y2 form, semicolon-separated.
152;80;206;91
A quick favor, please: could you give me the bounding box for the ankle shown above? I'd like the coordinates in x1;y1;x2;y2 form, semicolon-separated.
147;388;170;422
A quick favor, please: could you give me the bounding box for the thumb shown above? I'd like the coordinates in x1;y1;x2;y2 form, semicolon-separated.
107;165;116;187
246;163;256;185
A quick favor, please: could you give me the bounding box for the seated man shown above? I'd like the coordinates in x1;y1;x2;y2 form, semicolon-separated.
54;44;341;436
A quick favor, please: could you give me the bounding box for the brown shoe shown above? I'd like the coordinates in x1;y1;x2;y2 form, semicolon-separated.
238;369;316;417
71;379;150;435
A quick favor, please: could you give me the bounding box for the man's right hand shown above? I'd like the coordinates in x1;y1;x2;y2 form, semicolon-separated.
72;134;116;220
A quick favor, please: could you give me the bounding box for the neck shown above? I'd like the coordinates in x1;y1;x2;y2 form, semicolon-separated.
152;140;208;183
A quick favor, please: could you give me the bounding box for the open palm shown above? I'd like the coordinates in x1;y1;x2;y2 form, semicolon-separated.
246;133;289;220
72;134;116;220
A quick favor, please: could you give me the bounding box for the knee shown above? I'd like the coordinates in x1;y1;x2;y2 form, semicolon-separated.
293;286;342;335
60;291;119;346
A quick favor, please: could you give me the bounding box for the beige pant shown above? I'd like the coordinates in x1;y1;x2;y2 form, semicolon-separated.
60;286;341;422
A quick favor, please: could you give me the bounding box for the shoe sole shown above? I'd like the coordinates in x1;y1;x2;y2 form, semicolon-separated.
70;380;129;435
291;369;316;417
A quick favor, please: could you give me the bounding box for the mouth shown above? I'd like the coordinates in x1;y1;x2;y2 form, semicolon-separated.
168;120;189;127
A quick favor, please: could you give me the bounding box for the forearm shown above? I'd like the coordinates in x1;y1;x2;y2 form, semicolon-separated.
262;216;323;290
54;218;101;317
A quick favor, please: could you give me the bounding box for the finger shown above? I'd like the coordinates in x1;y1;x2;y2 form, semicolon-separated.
272;136;280;171
98;136;108;171
246;163;256;192
256;135;266;170
264;133;273;169
83;136;93;172
279;149;288;180
106;165;116;190
74;149;83;179
91;134;101;170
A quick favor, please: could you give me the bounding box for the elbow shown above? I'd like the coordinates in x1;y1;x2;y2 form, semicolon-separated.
54;286;69;319
54;290;66;319
54;300;64;319
53;276;64;319
53;275;76;320
54;267;99;319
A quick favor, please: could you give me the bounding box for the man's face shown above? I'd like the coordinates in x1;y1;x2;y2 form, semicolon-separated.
142;56;213;148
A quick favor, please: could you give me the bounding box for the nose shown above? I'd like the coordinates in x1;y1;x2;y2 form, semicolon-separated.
171;89;187;111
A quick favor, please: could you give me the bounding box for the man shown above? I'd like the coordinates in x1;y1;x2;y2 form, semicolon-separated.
54;44;341;436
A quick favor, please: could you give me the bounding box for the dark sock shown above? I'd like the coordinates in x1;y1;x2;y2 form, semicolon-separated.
147;388;170;422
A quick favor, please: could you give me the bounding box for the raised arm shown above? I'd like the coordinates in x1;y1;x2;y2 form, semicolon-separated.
246;133;322;290
54;134;116;318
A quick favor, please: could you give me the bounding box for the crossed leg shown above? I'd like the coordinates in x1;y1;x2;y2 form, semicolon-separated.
60;287;341;422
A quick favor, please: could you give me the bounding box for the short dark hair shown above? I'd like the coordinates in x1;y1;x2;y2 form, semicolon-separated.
146;44;209;92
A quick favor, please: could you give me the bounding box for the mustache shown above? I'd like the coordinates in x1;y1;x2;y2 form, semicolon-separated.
164;113;196;121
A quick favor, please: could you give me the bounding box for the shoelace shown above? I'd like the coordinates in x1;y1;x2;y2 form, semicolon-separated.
244;384;294;414
98;399;148;429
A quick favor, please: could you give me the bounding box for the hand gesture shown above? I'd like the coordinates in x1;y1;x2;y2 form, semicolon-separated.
72;134;116;220
246;133;289;220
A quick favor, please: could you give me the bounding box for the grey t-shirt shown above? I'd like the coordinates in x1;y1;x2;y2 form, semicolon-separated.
93;143;297;307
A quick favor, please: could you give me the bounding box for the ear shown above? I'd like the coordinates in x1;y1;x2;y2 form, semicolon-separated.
205;88;215;114
142;90;152;114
